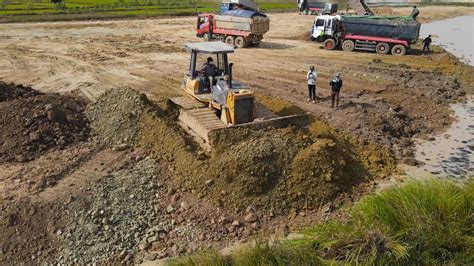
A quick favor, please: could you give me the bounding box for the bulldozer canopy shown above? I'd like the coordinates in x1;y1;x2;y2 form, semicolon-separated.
185;42;235;54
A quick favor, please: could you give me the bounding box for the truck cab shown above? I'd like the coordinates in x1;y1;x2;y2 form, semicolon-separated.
197;14;214;39
311;15;341;42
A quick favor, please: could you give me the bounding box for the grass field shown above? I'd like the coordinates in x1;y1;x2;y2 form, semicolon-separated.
0;0;296;22
171;179;474;265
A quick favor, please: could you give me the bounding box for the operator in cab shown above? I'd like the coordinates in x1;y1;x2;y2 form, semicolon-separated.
202;57;218;78
201;57;219;90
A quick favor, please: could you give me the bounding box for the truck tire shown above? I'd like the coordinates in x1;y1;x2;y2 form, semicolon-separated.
391;45;407;56
342;40;355;52
324;38;336;50
235;36;247;48
376;42;390;54
225;36;235;46
203;33;210;41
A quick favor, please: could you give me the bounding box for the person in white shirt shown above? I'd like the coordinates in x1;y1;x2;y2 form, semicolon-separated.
307;66;317;103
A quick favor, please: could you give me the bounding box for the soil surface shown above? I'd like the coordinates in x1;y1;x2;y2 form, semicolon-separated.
0;6;473;265
0;82;89;162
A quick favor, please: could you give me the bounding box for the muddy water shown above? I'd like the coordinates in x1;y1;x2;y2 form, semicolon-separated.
420;15;473;65
406;16;473;179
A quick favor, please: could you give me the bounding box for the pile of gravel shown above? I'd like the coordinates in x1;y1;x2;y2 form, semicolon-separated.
59;158;162;264
85;88;150;148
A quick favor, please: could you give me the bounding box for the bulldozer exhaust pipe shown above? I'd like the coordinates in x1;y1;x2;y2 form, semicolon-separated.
229;63;233;89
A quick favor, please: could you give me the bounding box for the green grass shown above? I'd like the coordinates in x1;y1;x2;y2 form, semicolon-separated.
170;179;474;265
0;0;297;22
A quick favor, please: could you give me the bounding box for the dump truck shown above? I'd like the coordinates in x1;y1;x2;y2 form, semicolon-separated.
169;42;308;150
298;0;372;15
311;15;420;55
196;9;270;48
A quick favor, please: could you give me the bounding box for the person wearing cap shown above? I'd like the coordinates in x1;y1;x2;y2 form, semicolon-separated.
307;66;317;103
411;6;419;20
329;73;343;109
201;57;218;91
422;35;432;53
201;57;218;78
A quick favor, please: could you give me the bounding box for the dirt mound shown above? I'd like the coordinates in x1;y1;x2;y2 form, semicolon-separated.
288;139;367;207
0;84;89;162
86;87;151;147
0;81;39;102
294;31;312;41
85;88;395;213
210;132;298;196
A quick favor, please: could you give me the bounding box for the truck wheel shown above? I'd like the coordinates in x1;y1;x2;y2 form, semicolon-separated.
235;36;247;48
376;42;389;54
225;36;235;46
203;33;210;41
324;39;336;50
391;45;407;56
342;40;354;52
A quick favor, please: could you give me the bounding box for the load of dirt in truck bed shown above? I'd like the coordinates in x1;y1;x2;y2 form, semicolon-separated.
0;83;89;162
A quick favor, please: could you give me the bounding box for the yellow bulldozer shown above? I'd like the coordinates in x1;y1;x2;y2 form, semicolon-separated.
169;42;308;150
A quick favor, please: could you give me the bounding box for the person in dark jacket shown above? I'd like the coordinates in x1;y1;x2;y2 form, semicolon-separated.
423;35;432;53
329;73;342;109
411;6;419;20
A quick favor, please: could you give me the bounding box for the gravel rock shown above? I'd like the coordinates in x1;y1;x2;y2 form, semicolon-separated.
58;158;161;264
244;213;257;223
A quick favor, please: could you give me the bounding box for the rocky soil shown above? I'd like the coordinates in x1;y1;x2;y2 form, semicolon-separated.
0;86;397;264
86;87;150;148
0;82;89;162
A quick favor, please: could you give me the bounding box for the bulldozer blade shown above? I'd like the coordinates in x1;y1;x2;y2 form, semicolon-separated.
231;112;310;130
169;96;310;151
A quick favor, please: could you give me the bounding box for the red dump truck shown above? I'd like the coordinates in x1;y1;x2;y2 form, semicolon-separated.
311;15;421;55
196;9;270;48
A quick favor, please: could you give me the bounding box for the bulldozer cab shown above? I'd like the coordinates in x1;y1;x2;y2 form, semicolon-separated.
170;42;310;151
183;42;235;99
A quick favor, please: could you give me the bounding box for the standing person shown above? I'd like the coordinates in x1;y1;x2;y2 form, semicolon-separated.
411;6;419;20
423;35;432;53
329;73;343;109
307;66;317;103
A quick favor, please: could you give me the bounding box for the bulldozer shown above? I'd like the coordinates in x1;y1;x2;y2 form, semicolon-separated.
169;42;308;150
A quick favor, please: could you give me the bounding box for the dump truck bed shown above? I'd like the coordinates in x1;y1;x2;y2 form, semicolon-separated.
215;10;270;35
341;16;421;41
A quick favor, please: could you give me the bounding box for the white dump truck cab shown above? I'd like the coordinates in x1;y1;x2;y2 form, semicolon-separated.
311;15;341;42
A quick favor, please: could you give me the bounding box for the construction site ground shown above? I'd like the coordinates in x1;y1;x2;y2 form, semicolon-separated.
1;6;473;264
